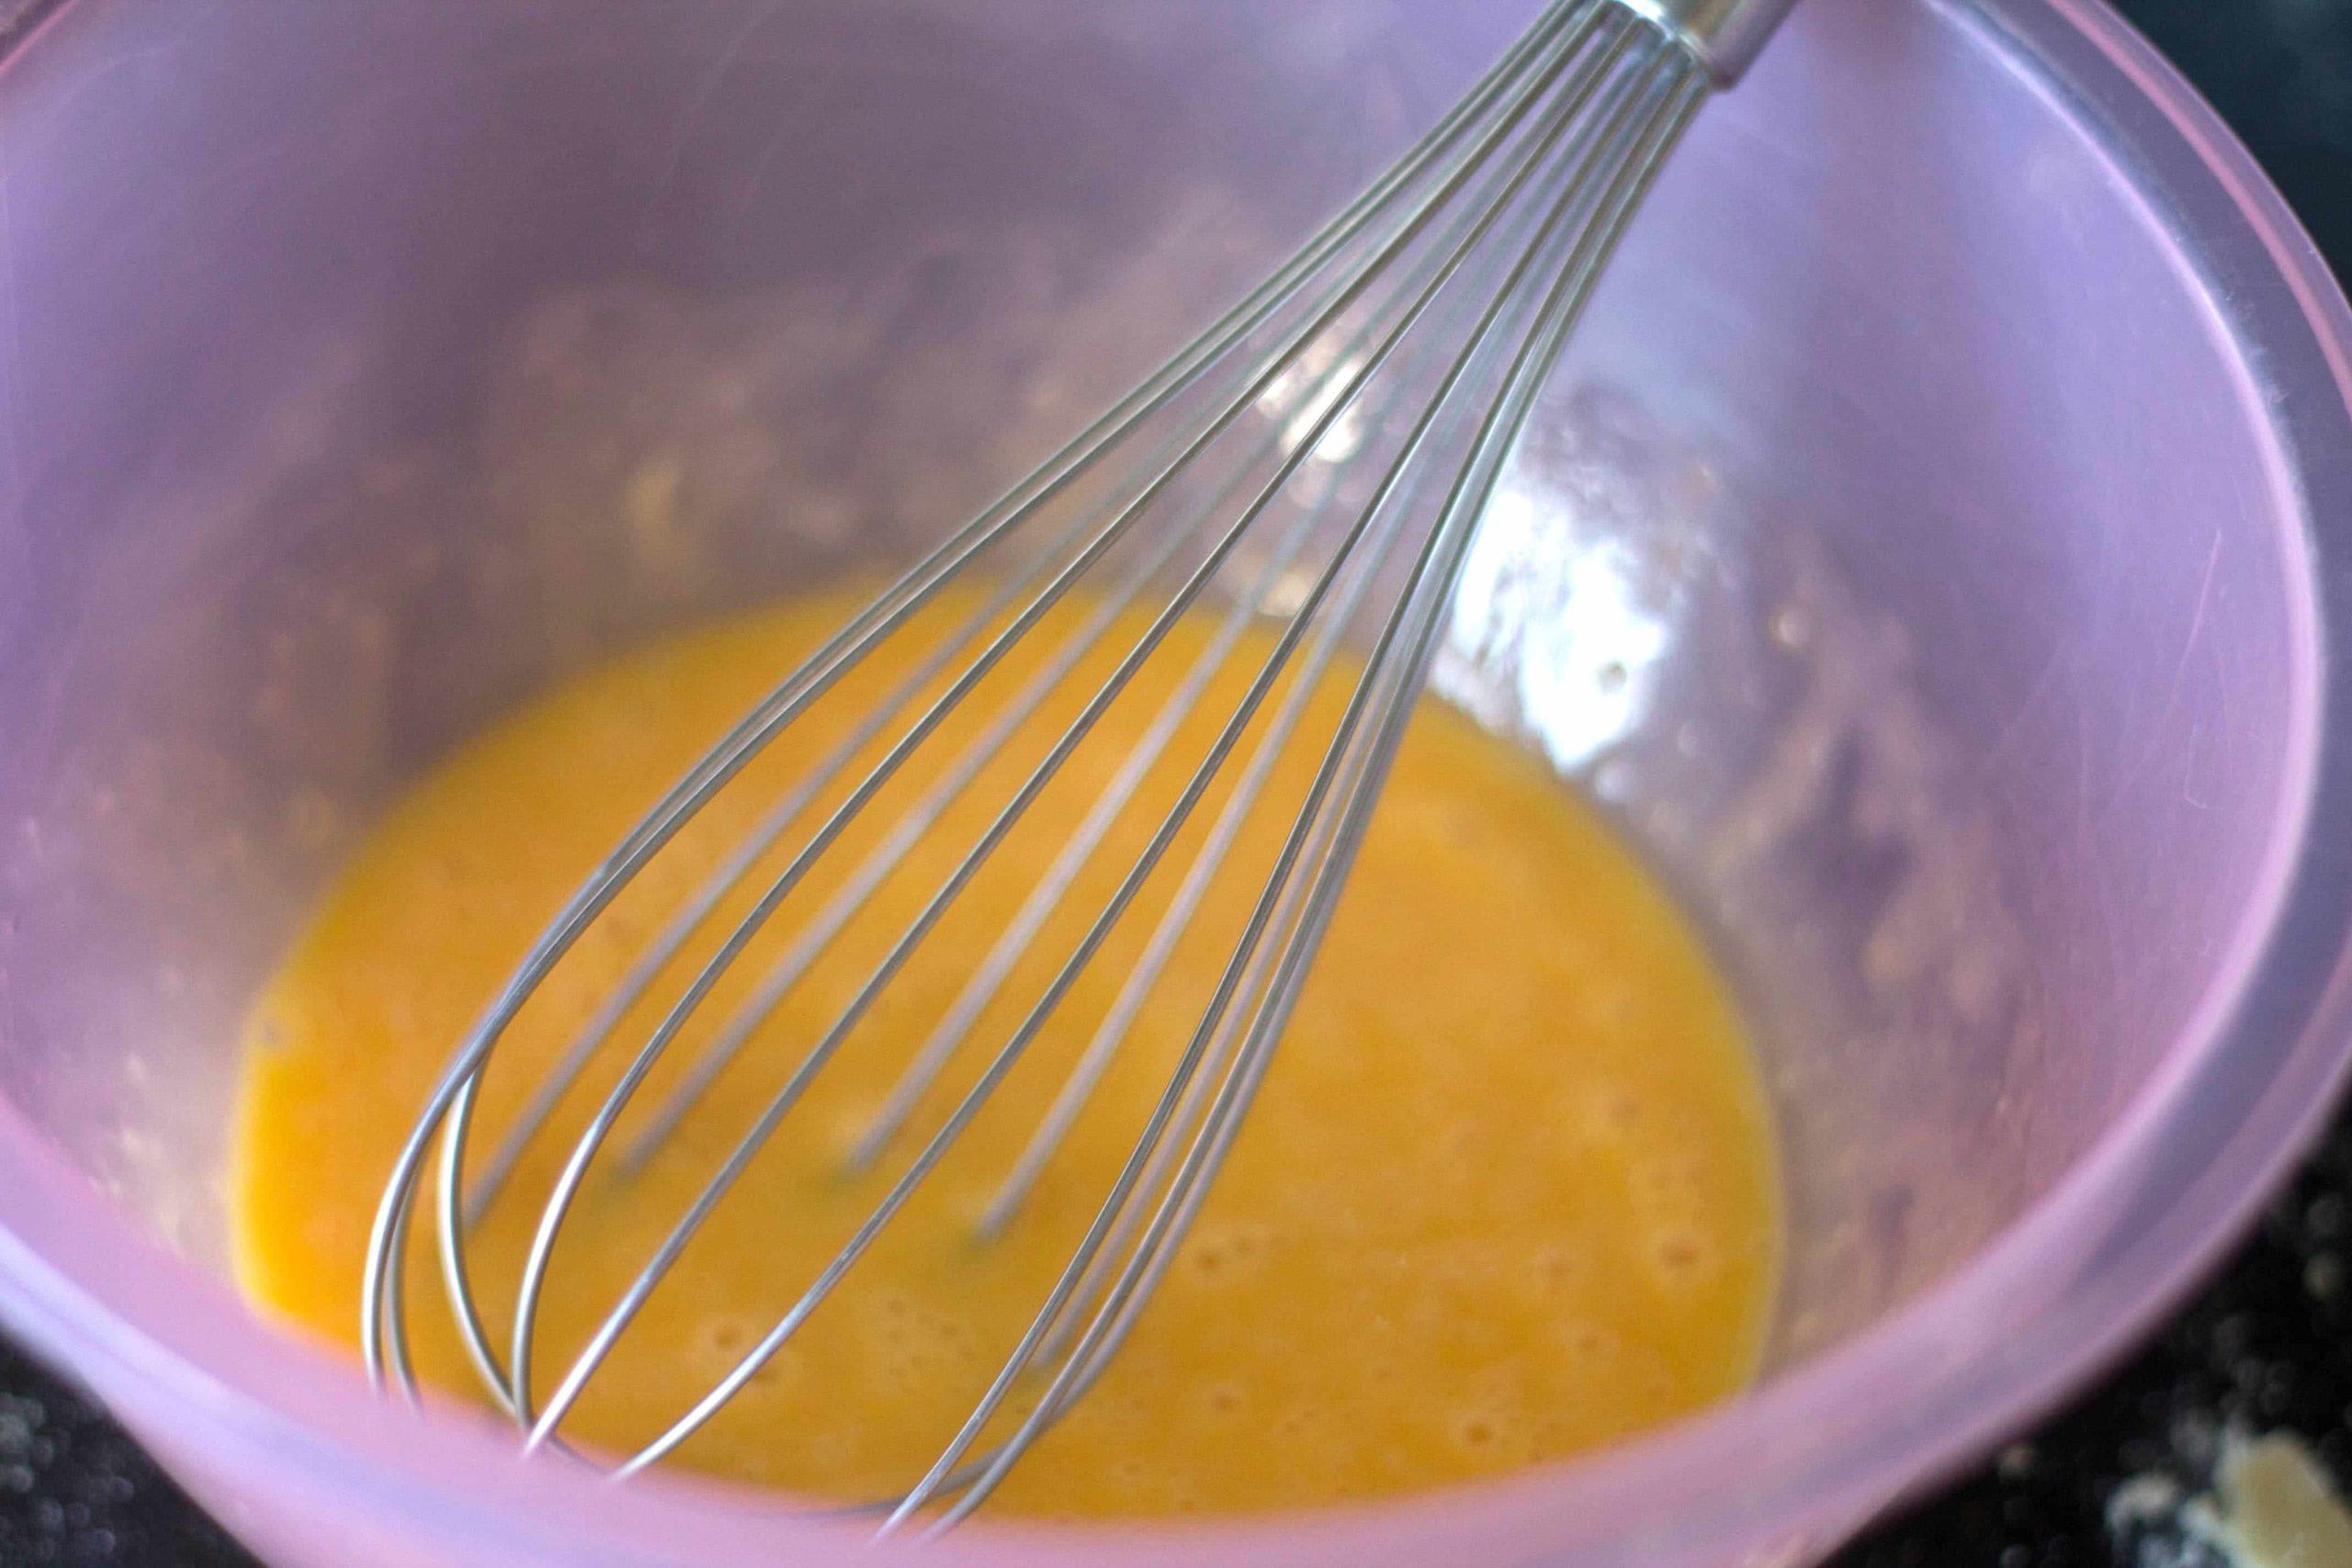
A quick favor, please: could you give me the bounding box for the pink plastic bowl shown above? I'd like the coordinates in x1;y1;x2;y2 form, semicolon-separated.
3;0;2351;1562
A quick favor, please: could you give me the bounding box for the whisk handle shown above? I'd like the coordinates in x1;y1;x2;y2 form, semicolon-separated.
1614;0;1797;83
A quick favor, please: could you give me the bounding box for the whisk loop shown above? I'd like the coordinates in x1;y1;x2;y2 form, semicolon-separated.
363;0;1791;1528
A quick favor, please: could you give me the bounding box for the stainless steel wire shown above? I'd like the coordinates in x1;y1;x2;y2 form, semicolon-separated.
360;0;1771;1529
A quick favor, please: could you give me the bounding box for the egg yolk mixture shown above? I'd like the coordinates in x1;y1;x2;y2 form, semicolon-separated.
231;584;1779;1518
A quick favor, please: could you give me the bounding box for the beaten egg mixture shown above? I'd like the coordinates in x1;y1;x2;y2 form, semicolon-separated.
232;584;1778;1517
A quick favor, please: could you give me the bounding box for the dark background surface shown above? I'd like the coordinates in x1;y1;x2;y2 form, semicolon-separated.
5;0;2352;1562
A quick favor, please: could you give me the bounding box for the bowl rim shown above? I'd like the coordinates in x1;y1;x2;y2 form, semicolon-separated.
4;0;2352;1561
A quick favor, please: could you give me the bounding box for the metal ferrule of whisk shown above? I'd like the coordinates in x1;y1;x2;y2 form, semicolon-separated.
359;0;1791;1533
1621;0;1799;82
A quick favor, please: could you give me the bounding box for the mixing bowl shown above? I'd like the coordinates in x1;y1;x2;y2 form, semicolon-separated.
1;0;2349;1562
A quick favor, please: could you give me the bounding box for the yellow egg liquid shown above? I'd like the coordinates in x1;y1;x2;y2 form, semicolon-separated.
230;585;1780;1518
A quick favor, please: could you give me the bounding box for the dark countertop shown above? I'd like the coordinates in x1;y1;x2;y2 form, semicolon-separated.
6;0;2352;1562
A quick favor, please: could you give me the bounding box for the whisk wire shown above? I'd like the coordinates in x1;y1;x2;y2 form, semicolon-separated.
357;0;1770;1531
499;0;1641;1427
899;39;1707;1534
360;0;1597;1396
507;0;1638;1441
1012;63;1705;1525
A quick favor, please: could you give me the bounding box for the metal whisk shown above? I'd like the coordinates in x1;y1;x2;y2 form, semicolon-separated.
364;0;1792;1531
